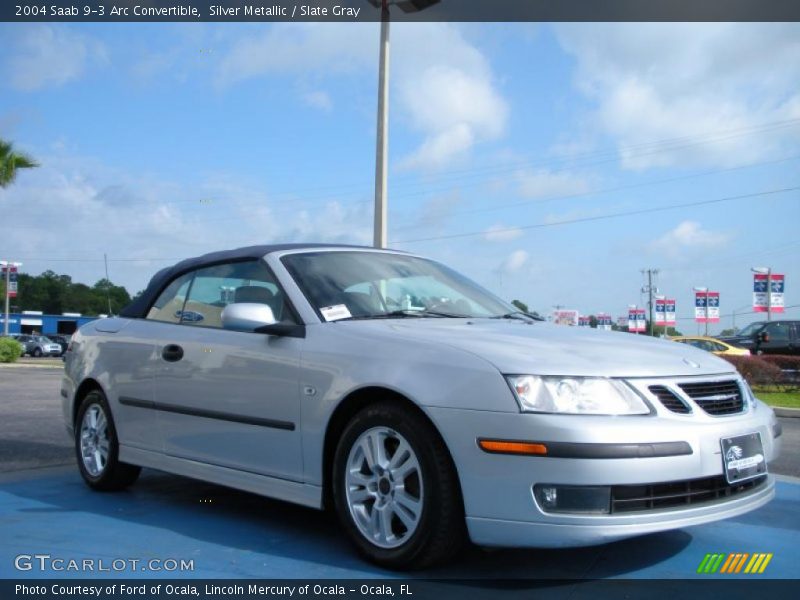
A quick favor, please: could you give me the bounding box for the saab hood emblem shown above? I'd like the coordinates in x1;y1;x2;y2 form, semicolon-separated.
683;358;701;368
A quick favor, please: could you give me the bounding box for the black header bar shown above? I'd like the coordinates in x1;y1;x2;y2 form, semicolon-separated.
3;1;800;23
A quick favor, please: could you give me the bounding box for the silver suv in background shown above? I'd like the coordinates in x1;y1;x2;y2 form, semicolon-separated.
12;334;62;357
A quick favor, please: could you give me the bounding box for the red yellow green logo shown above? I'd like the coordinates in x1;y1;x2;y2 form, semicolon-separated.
697;553;773;574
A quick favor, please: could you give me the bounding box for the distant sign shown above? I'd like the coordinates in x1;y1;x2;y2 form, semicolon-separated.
753;273;785;313
597;313;613;331
553;309;579;326
695;291;720;323
578;316;590;327
1;265;18;298
628;308;646;332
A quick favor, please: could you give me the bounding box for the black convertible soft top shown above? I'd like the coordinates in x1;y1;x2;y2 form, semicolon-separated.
119;243;374;318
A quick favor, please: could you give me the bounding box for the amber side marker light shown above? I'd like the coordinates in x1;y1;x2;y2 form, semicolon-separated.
478;439;548;456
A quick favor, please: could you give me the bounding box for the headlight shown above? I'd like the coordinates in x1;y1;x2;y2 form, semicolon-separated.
741;378;758;411
506;375;650;415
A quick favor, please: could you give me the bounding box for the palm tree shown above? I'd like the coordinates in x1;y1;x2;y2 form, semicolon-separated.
0;139;38;188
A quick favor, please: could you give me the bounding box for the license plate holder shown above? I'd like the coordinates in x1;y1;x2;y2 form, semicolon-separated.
720;432;767;484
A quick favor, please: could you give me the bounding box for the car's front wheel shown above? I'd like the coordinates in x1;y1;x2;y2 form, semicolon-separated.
332;401;465;569
75;390;141;491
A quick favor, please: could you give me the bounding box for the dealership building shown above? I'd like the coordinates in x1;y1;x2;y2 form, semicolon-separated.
0;311;104;336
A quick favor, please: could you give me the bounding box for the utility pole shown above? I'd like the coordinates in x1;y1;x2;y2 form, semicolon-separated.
641;268;659;336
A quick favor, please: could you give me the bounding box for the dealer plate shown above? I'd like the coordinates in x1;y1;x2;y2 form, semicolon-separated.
720;432;766;484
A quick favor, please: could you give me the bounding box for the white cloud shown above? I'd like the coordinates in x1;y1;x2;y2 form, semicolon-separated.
484;224;523;243
516;169;590;199
4;25;107;91
215;23;507;170
394;24;508;170
649;221;732;257
555;23;800;169
215;23;374;86
303;90;333;112
1;149;371;293
499;250;529;273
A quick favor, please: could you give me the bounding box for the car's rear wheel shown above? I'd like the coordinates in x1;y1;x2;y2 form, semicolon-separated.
332;401;465;569
75;390;141;491
33;348;42;357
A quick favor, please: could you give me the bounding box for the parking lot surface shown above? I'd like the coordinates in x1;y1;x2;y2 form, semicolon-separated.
1;366;798;581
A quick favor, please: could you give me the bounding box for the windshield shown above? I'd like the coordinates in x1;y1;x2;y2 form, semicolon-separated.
736;322;764;336
281;251;516;321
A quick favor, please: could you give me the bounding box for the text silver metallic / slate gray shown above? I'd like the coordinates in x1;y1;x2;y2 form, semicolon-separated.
62;244;781;568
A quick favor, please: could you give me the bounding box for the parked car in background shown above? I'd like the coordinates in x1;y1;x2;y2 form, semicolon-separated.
718;320;800;355
11;334;63;357
62;244;781;568
671;336;751;357
49;335;70;356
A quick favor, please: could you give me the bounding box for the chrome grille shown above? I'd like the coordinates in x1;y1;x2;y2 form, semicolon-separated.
678;380;744;416
649;385;691;414
611;475;766;514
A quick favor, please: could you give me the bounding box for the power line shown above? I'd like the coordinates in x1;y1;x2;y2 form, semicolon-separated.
391;186;800;245
392;154;800;229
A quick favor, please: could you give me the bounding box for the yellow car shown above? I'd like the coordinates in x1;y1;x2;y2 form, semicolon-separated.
671;336;750;356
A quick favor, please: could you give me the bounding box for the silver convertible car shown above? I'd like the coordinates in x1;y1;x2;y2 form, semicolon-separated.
62;244;781;568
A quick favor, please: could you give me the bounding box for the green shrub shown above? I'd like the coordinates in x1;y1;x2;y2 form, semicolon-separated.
720;355;783;387
0;337;24;363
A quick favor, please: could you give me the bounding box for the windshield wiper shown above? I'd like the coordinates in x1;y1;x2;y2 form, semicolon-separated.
491;311;543;322
336;309;467;321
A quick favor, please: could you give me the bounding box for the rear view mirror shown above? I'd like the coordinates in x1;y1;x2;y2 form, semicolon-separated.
221;303;277;332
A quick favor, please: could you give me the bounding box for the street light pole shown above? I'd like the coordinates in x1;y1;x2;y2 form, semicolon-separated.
373;0;390;248
766;267;772;322
368;0;439;248
2;260;22;337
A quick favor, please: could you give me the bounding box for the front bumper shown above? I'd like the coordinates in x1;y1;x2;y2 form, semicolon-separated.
427;401;781;548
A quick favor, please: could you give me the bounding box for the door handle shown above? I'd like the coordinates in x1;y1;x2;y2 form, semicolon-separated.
162;344;184;362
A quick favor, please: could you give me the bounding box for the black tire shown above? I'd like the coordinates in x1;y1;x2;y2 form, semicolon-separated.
32;348;42;357
74;390;141;491
332;401;466;569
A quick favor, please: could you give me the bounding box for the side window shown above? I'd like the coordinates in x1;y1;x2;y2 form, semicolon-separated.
181;261;295;329
763;322;790;342
146;272;194;324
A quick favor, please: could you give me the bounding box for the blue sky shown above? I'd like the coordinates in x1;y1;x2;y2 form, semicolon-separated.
1;22;798;333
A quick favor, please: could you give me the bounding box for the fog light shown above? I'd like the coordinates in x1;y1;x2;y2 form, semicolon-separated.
539;486;558;509
533;484;611;514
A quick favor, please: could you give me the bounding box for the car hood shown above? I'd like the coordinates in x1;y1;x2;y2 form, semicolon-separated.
339;319;735;378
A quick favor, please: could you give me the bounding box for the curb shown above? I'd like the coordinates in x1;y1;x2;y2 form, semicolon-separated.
0;362;63;370
774;407;800;418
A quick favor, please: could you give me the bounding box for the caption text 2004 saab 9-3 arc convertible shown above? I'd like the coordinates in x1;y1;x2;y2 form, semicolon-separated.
62;244;782;568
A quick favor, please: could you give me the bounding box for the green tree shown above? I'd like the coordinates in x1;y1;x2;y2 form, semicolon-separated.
12;270;132;315
511;299;529;313
0;139;38;188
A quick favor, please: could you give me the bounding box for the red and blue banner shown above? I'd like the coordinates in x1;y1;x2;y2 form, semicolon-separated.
753;274;784;313
695;291;720;323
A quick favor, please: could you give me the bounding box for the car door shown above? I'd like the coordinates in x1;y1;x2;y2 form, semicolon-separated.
151;260;304;482
757;322;792;355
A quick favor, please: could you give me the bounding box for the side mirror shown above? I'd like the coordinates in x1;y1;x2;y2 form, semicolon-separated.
221;303;277;332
